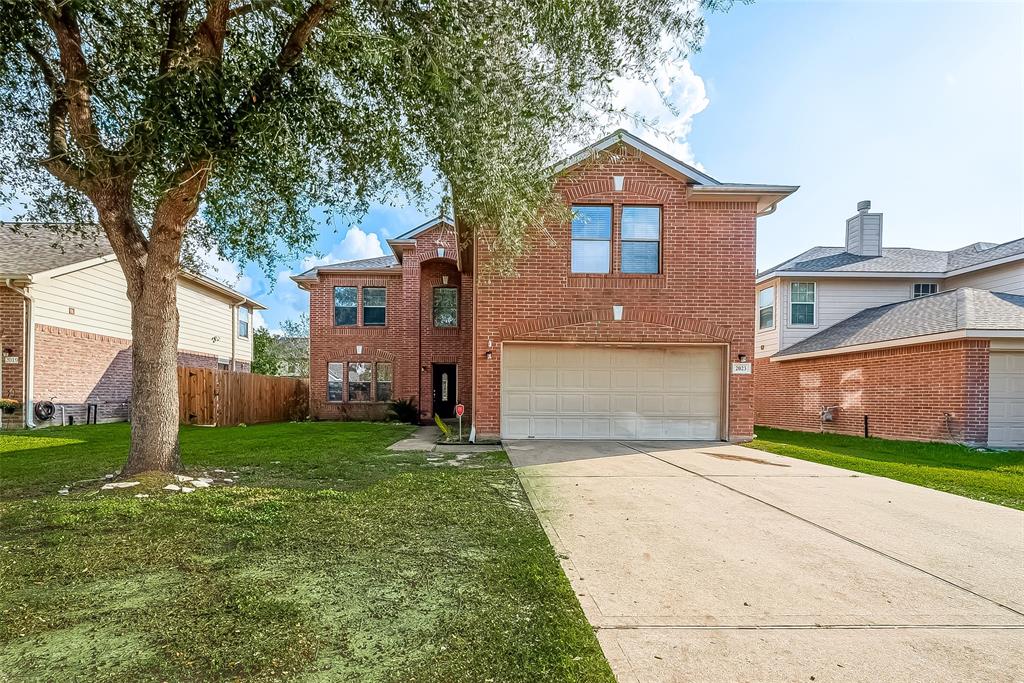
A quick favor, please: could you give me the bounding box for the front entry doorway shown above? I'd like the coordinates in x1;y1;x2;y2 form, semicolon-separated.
432;364;457;418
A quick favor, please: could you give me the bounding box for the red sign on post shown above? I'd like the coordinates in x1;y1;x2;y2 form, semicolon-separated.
455;403;465;417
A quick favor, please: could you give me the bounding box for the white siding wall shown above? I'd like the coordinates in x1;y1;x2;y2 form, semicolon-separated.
31;259;252;362
754;279;781;358
943;261;1024;295
779;277;927;350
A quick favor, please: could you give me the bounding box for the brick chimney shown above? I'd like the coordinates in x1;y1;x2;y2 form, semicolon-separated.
845;200;883;257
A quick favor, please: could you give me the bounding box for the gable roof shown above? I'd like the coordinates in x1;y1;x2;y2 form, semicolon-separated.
1;222;264;309
551;129;798;215
394;216;453;240
759;237;1024;281
0;223;112;277
774;288;1024;359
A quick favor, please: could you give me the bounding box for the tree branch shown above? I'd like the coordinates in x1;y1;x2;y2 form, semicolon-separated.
158;0;189;75
228;1;279;20
35;1;107;160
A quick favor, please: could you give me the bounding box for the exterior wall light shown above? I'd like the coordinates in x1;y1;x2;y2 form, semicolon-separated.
485;350;493;360
738;354;747;363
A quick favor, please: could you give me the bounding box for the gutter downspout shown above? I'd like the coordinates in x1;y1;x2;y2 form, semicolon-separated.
6;279;35;428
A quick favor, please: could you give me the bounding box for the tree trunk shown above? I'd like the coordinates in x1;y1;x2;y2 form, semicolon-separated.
121;265;183;476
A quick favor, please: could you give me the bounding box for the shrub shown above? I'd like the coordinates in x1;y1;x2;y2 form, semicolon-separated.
388;398;419;424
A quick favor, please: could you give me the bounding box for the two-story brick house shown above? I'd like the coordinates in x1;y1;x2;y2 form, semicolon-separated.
295;130;797;441
754;201;1024;447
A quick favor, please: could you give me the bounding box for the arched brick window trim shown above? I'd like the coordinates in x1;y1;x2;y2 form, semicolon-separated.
562;177;673;204
499;308;734;342
374;349;396;361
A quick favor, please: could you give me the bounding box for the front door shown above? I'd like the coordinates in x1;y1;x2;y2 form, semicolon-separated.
432;364;457;418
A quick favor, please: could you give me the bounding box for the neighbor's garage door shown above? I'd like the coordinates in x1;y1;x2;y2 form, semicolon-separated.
989;351;1024;448
501;344;723;440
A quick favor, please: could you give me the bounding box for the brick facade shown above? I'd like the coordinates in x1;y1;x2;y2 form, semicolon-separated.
307;224;472;422
472;149;757;440
754;339;991;444
0;286;26;429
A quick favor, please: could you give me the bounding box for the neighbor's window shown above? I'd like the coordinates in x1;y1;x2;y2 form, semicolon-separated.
237;307;250;338
433;287;459;327
363;287;386;326
758;287;775;330
621;206;661;274
327;362;344;401
790;282;816;325
348;362;372;401
375;362;393;402
913;283;937;298
571;205;612;274
334;286;357;326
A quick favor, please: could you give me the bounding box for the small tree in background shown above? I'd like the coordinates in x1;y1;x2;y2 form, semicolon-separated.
249;327;279;375
0;1;721;475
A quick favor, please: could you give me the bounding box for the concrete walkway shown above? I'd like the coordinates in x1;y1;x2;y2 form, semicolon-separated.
507;440;1024;682
389;425;499;453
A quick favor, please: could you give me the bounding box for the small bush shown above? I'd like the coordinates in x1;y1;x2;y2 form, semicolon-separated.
388;398;419;424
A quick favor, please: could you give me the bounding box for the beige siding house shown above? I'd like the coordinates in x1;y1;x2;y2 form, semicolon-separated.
0;224;263;428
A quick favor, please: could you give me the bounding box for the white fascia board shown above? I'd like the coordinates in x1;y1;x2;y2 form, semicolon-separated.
179;270;267;310
755;270;947;285
770;330;969;361
394;216;454;240
945;252;1024;278
31;253;118;280
549;129;721;186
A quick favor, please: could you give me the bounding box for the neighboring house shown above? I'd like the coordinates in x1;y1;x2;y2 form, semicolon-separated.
272;336;309;377
293;130;797;441
0;224;264;428
754;201;1024;447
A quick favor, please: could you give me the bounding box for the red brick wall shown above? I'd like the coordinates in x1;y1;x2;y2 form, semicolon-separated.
472;147;757;440
307;223;473;422
0;286;25;429
753;339;990;444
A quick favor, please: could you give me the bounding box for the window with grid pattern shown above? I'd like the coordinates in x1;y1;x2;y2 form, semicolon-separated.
790;282;816;325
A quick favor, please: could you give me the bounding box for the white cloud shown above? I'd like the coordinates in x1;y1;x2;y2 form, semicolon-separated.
193;245;255;295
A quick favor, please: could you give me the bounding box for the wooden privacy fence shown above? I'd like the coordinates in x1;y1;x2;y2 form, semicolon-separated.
178;367;309;426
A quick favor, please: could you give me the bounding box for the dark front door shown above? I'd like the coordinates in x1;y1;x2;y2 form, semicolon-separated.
432;364;457;418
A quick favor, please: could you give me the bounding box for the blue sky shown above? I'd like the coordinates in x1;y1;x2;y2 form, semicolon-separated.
225;1;1024;330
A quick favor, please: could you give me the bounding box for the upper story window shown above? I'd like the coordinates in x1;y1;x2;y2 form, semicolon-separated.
913;283;937;298
571;205;612;274
363;287;386;326
758;287;775;330
433;287;458;327
620;207;661;274
237;306;250;338
790;282;816;326
334;286;357;326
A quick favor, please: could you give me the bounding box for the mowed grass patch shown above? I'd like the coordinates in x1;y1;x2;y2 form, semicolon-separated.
0;422;612;682
749;426;1024;510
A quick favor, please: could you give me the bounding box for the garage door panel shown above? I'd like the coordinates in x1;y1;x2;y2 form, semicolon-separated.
502;344;723;440
989;352;1024;448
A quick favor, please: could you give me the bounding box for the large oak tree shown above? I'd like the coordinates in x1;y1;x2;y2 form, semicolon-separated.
0;0;719;475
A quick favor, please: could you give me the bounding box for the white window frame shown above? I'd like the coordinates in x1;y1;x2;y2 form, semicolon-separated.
237;306;250;338
912;283;938;298
620;205;662;275
570;204;612;274
789;282;816;327
757;286;775;331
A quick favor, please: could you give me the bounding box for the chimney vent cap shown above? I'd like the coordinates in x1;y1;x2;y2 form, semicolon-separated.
857;200;871;213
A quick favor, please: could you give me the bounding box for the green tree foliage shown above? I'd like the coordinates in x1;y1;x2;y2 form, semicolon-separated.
0;0;723;473
250;326;279;375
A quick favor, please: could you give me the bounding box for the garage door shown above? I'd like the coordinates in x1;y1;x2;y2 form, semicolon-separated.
989;351;1024;448
501;344;723;440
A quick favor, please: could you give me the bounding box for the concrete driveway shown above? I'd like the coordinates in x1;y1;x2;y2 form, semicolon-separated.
507;440;1024;682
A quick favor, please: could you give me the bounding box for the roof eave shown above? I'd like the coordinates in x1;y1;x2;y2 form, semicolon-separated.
178;270;266;310
690;184;799;215
755;270;948;284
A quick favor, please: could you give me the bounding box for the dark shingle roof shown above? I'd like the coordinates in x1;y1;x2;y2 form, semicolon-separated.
0;223;112;276
776;288;1024;357
760;238;1024;278
294;254;399;279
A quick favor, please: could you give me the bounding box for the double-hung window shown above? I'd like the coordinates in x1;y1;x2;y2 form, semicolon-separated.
571;205;612;274
362;287;386;326
375;362;393;402
913;283;937;298
348;362;372;401
237;307;250;338
433;287;458;327
620;207;661;274
758;287;775;330
334;286;357;326
327;362;344;401
790;282;816;325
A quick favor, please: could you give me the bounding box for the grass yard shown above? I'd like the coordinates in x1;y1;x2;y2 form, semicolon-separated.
749;427;1024;511
0;422;613;682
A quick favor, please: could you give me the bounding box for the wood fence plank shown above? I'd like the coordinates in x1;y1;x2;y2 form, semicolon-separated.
177;367;308;426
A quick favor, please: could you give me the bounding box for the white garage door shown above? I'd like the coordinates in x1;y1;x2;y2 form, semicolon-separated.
501;344;723;440
989;351;1024;448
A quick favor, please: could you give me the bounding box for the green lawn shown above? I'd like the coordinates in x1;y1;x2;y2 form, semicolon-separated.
749;427;1024;511
0;422;612;682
